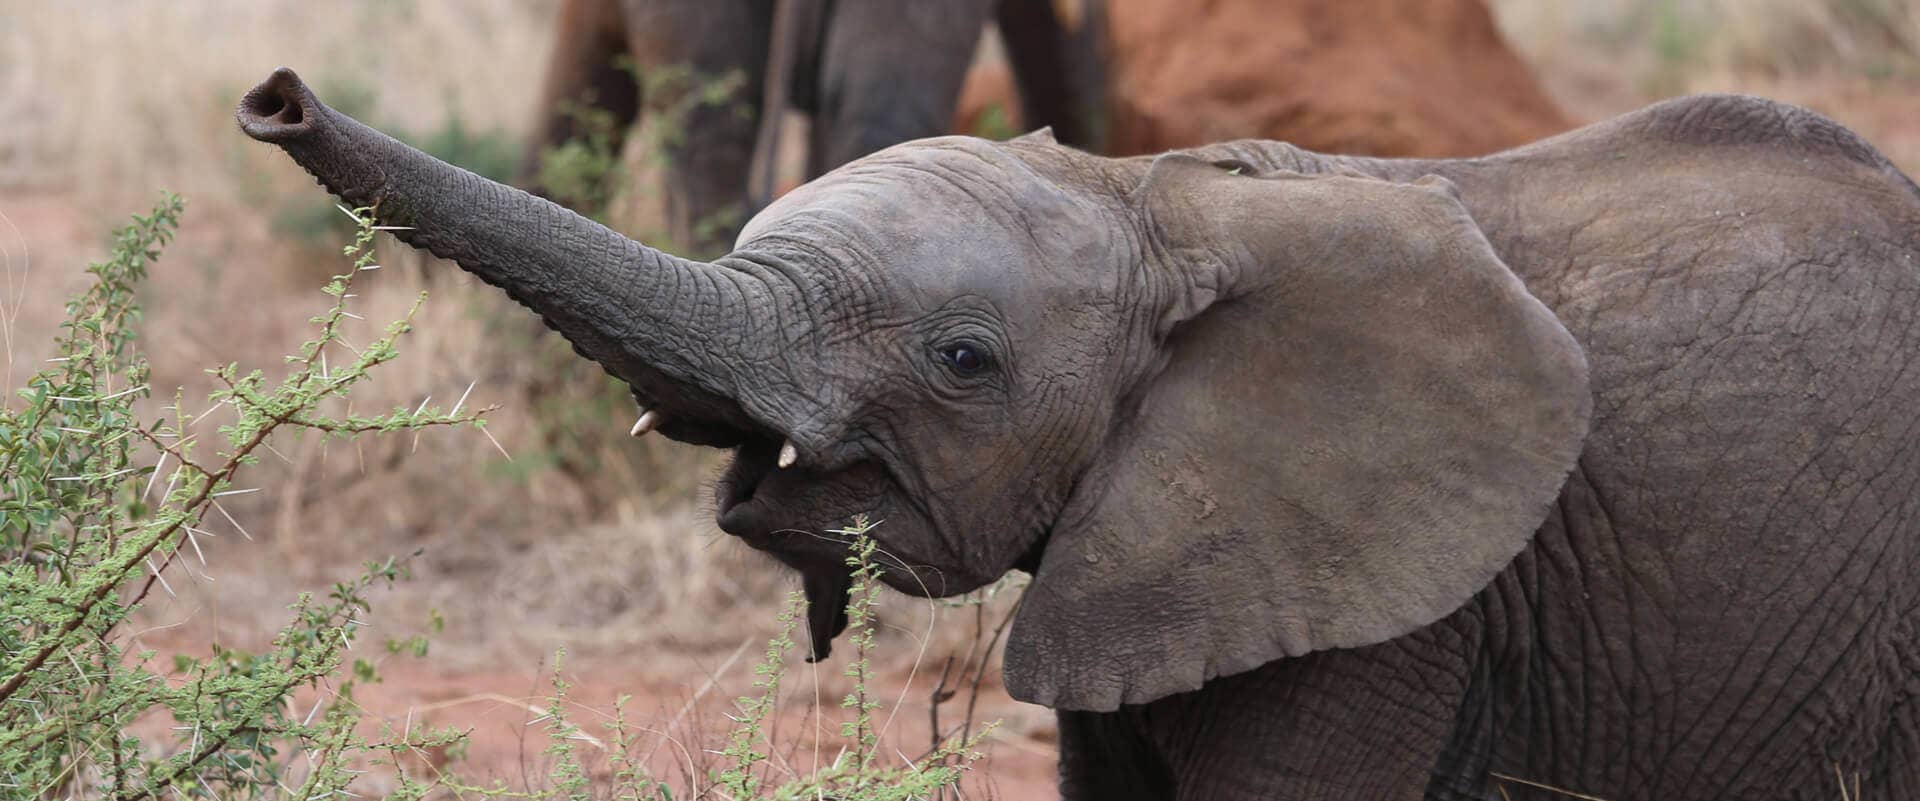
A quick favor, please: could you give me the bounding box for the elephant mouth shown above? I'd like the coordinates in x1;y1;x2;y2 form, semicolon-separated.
712;436;864;661
712;435;860;563
708;431;1009;660
712;442;960;590
712;437;873;564
714;435;784;533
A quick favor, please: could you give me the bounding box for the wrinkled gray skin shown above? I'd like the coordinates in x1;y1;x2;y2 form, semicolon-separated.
523;0;1098;254
241;68;1920;800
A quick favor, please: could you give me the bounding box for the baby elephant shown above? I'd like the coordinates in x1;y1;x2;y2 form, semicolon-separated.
239;66;1920;800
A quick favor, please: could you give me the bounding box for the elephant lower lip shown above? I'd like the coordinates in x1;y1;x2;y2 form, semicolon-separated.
716;437;783;532
716;491;773;537
715;503;765;542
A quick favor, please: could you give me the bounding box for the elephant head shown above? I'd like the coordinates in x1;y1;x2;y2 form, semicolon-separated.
239;68;1590;711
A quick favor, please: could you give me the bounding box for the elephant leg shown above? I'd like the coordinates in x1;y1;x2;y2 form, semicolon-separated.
1108;625;1484;801
996;0;1106;150
1056;709;1174;801
805;0;996;178
1885;685;1920;799
521;0;640;191
746;0;814;214
620;0;774;255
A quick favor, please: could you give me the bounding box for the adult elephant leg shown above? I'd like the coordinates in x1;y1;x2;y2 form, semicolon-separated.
621;0;774;256
805;0;995;178
520;0;640;191
745;0;822;214
997;0;1106;150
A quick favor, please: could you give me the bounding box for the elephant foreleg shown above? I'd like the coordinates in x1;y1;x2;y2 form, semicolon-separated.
1059;626;1485;801
1057;708;1175;800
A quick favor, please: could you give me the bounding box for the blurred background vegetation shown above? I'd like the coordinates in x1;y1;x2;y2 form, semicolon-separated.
1496;0;1919;149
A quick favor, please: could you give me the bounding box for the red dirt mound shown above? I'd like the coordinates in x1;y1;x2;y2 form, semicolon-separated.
961;0;1570;158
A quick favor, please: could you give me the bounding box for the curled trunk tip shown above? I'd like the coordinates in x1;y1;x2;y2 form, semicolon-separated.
237;67;320;143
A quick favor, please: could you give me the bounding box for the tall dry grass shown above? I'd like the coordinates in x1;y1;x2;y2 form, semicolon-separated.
1494;0;1919;80
0;1;545;202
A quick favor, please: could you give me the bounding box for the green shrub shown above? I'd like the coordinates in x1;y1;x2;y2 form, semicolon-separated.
0;195;488;798
533;60;749;246
0;196;990;799
533;98;629;224
968;101;1020;143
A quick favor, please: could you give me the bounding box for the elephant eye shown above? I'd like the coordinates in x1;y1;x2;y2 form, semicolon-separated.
936;342;990;377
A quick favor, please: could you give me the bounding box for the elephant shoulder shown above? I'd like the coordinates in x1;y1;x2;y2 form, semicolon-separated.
1606;94;1918;198
1636;95;1871;152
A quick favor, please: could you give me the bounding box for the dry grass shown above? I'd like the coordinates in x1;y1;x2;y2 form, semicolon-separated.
0;1;546;202
1493;0;1919;79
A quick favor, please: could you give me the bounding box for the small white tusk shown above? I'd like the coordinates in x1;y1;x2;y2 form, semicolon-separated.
629;410;662;437
777;441;798;469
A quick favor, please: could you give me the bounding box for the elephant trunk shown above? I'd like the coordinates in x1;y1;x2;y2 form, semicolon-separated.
237;67;773;441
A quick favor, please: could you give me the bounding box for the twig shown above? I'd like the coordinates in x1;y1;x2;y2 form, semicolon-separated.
1487;772;1616;801
961;595;1020;749
928;656;957;757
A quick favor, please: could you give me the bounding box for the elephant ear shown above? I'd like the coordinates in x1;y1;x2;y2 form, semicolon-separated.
1009;126;1057;145
1004;155;1591;711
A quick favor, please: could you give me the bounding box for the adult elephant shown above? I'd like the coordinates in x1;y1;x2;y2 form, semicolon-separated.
522;0;1095;254
242;68;1920;800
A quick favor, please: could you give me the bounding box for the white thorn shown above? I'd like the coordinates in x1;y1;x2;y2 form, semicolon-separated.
630;409;662;437
778;441;798;469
